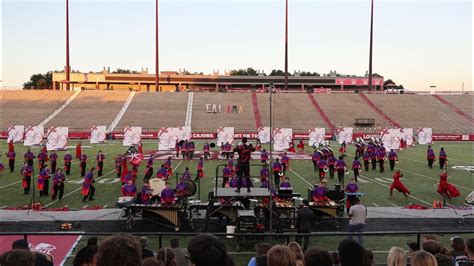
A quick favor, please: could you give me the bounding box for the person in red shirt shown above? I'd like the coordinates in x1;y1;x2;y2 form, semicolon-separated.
76;141;82;159
390;170;410;198
233;137;255;193
437;171;460;199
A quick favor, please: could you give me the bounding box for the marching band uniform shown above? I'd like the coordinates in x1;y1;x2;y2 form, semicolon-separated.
51;170;65;200
141;181;153;203
288;141;296;153
157;165;170;180
297;139;305;151
82;169;95;202
175;140;180;158
80;154;87;177
351;158;361;182
229;177;239;188
21;164;33;194
281;153;290;174
64;153;72;175
121;160;129;183
122;170;133;185
427;146;435;169
328;155;336;179
362;151;370;172
182;140;189;159
6;150;16;172
272;159;283;187
96;151;105;177
345;180;358;212
181;168;192;181
280;178;291;188
223;165;234;188
188;141;195;159
377;149;386;173
259;166;269;182
338;141;346;154
370;151;377;170
115;155;123;178
144;165;153;180
335;157;347;187
255;139;262;151
437;172;460;199
164;157;173;176
261;149;269;165
196;158;204;181
137;142;143;154
390;171;410;198
203;142;211;160
387;149;397;172
355;142;365;158
312;183;329;202
312;151;321;172
233;138;255;192
121;181;137;197
160;183;175;204
38;167;51;197
49;151;58;173
37;151;48;170
317;158;327;182
439;148;447;170
75;142;82;159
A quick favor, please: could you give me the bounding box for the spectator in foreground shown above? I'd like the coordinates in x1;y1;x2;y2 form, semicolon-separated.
304;247;333;266
331;251;340;265
255;255;267;266
338;239;370;266
348;197;367;245
0;249;34;266
411;250;437;266
460;238;474;265
169;237;188;266
86;237;98;247
248;243;272;266
423;240;444;255
157;248;176;266
73;245;97;266
142;257;165;266
187;234;228;266
450;237;468;263
95;234;142;266
266;245;296;266
434;253;455;266
140;236;155;259
287;242;305;266
386;247;406;266
11;239;53;266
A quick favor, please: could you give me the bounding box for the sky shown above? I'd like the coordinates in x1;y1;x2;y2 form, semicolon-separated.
1;0;472;91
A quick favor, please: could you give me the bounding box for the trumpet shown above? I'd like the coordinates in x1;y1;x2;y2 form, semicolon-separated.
278;171;284;177
344;167;350;175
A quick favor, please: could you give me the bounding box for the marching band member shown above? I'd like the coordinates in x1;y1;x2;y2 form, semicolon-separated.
345;178;358;213
132;165;138;181
8;140;14;154
387;149;398;172
370;150;377;170
51;169;65;201
196;157;205;181
437;171;460;199
181;167;192;181
281;152;290;174
175;140;180;158
439;147;448;170
255;138;262;151
260;149;269;165
96;150;105;177
203;142;211;160
156;165;169;180
312;180;330;202
223;164;234;188
224;142;232;160
141;180;153;203
160;182;175;204
317;157;327;182
351;157;361;182
121;158;129;182
6;149;16;173
82;167;96;202
137;141;143;154
297;139;305;152
272;158;283;187
75;141;82;159
37;150;48;170
121;170;133;185
327;154;336;179
335;156;347;187
427;145;435;169
38;166;51;197
229;176;239;188
260;178;270;188
366;141;375;154
312;150;321;172
121;179;137;197
164;157;173;176
188;141;196;159
80;153;88;177
362;151;370;172
259;164;269;183
49;151;58;174
21;163;33;194
115;155;123;178
233;137;255;193
355;141;365;158
181;140;189;159
288;140;296;153
280;177;291;188
338;141;347;155
144;164;153;180
390;170;410;198
377;148;386;173
64;153;73;175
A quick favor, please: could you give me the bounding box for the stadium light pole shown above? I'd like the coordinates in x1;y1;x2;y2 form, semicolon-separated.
368;0;374;91
268;83;276;233
155;0;159;92
65;0;70;91
284;0;289;91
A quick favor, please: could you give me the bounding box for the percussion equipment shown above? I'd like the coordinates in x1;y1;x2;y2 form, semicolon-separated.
127;203;183;229
149;178;166;196
309;201;338;217
116;196;134;208
323;167;329;173
344;192;366;197
178;179;197;198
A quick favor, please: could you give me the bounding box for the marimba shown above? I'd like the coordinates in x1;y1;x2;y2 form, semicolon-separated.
126;203;184;231
309;201;338;217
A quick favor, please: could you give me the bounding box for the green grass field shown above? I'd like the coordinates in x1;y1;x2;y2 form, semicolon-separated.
0;140;472;209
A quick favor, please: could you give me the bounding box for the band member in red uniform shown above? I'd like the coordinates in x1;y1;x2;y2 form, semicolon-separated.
82;167;96;202
137;141;143;154
362;151;370;172
272;158;283;187
388;149;398;172
317;157;327;182
76;141;82;159
281;152;290;174
437;171;460;199
51;169;65;200
351;157;361;182
390;170;410;198
49;151;58;173
24;149;34;167
288;140;296;153
196;157;205;181
203;142;211;160
339;141;347;155
6;149;16;173
164;157;173;176
37;150;48;170
175;140;180;158
8;140;14;154
121;179;137;197
345;178;358;213
38;166;51;197
255;138;262;151
115;154;123;178
335;156;347;187
297;139;305;152
64;153;72;175
80;153;88;177
161;182;175;204
233;137;255;193
427;145;435;169
439;147;448;170
327;154;336;179
260;149;269;165
140;180;153;203
21;163;33;194
96;150;105;177
312;150;321;172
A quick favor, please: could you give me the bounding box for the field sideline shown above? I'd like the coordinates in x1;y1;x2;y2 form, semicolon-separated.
0;140;472;210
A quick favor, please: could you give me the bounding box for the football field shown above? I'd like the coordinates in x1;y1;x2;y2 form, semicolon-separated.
0;140;472;210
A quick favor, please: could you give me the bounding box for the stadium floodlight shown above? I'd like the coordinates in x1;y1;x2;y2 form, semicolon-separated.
268;82;276;233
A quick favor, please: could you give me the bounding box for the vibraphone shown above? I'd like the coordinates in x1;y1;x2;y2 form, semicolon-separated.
126;203;185;231
274;201;297;229
309;201;338;217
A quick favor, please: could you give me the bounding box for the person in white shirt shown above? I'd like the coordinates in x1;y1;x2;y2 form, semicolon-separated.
348;197;367;245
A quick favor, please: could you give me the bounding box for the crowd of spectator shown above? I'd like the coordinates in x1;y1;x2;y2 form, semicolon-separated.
0;233;473;266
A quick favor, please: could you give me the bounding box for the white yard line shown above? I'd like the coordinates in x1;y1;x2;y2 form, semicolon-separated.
289;168;313;188
0;181;21;189
389;202;399;207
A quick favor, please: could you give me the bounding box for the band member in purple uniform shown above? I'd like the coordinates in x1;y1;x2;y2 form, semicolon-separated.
203;142;211;160
181;167;192;181
280;177;291;188
37;150;48;170
175;140;180;158
141;180;153;203
362;151;370;172
82;167;96;202
376;148;386;173
196;157;205;181
121;179;137;197
51;169;65;200
38;166;51;197
328;154;336;179
233;137;255;193
24;149;34;167
281;152;290;174
370;150;377;170
21;163;33;194
261;149;269;165
388;149;398;172
222;164;234;188
351;157;361;182
317;157;327;182
49;151;58;173
259;164;269;182
181;140;189;159
335;156;347;187
312;150;321;172
156;165;169;180
164;157;173;176
188;141;196;159
96;150;105;177
439;147;448;170
161;182;175;204
6;149;16;172
64;153;73;175
80;153;88;177
272;158;283;187
345;178;358;213
427;145;435;169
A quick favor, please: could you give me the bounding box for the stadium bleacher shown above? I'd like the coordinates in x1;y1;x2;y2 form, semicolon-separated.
439;95;473;120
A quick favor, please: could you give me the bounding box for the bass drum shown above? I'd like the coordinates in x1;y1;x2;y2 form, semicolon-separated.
177;179;197;198
149;178;166;196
